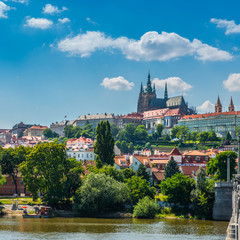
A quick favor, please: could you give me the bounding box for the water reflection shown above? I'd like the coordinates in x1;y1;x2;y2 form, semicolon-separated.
0;216;228;240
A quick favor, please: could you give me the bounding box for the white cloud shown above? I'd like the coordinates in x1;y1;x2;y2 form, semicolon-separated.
0;1;11;18
101;76;134;91
152;77;192;94
25;17;53;29
43;4;67;15
86;17;99;25
197;100;215;113
58;17;70;24
56;31;232;62
223;73;240;92
4;0;28;4
210;18;240;35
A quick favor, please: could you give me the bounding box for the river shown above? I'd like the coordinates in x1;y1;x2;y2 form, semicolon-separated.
0;216;228;240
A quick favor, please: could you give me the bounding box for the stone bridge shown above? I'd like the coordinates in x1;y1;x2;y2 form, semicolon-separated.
226;175;240;240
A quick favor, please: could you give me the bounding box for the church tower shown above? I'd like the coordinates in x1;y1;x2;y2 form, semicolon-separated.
164;82;168;100
228;97;235;112
137;71;156;113
215;96;222;113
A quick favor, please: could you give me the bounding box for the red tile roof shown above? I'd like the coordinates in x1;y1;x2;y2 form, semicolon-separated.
181;166;206;177
169;147;182;156
181;111;240;120
133;155;152;168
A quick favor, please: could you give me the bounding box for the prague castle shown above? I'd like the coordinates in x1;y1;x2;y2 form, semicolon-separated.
137;72;192;115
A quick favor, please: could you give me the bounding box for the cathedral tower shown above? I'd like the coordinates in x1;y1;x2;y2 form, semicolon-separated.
228;97;235;112
137;71;156;113
215;96;222;113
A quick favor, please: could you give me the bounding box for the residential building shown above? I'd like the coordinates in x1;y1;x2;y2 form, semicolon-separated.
23;126;48;137
50;120;73;137
11;122;33;137
115;112;143;129
143;108;184;133
67;147;95;161
178;96;240;138
73;113;116;128
129;155;152;177
114;156;129;170
0;129;11;145
182;150;210;166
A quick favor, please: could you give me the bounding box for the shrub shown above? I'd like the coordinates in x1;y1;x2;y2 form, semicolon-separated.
133;196;160;219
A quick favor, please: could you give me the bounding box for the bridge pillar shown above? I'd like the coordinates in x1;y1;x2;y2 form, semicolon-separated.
213;182;233;221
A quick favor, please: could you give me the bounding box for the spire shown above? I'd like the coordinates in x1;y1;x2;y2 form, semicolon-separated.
216;95;222;107
228;96;235;112
153;83;156;93
140;82;143;93
215;95;222;113
164;82;168;100
146;70;153;93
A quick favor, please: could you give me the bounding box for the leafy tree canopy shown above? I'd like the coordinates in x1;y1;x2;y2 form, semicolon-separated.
160;173;195;206
125;175;156;204
43;128;59;139
73;173;130;215
207;151;237;181
136;164;150;181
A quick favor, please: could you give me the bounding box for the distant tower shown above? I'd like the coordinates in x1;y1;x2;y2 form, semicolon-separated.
164;82;168;100
215;96;222;113
137;71;156;113
228;97;235;112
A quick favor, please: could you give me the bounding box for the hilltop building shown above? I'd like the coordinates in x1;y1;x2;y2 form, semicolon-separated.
137;71;193;115
178;96;240;138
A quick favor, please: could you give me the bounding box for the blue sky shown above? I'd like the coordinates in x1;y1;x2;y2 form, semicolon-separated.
1;0;240;128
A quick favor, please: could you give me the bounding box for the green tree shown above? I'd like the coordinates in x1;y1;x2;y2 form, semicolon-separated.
176;126;190;141
164;156;180;179
198;131;209;143
136;164;150;181
163;134;171;142
160;173;195;206
125;176;156;204
191;167;215;218
91;165;124;182
208;130;218;141
121;168;136;179
134;125;148;142
82;123;95;139
236;126;240;137
121;140;129;154
124;123;136;142
0;166;6;187
128;142;134;154
111;123;120;139
73;173;130;215
156;124;164;138
171;126;181;139
19;142;84;206
207;151;237;181
43;128;59;139
133;196;161;219
190;131;199;142
225;131;232;141
94;121;115;168
0;146;31;194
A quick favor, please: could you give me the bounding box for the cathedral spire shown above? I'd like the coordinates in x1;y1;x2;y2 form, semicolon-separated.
153;83;156;93
164;82;168;100
140;82;143;93
146;70;153;93
228;96;235;112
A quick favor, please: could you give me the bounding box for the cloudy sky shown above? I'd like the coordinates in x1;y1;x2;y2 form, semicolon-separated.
1;0;240;128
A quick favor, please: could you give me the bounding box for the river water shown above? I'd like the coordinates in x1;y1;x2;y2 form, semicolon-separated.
0;216;228;240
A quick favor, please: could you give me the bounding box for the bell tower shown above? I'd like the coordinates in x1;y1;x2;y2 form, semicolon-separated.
228;97;235;112
215;96;222;113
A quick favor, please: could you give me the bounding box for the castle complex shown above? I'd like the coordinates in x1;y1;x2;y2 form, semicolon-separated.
137;72;192;115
